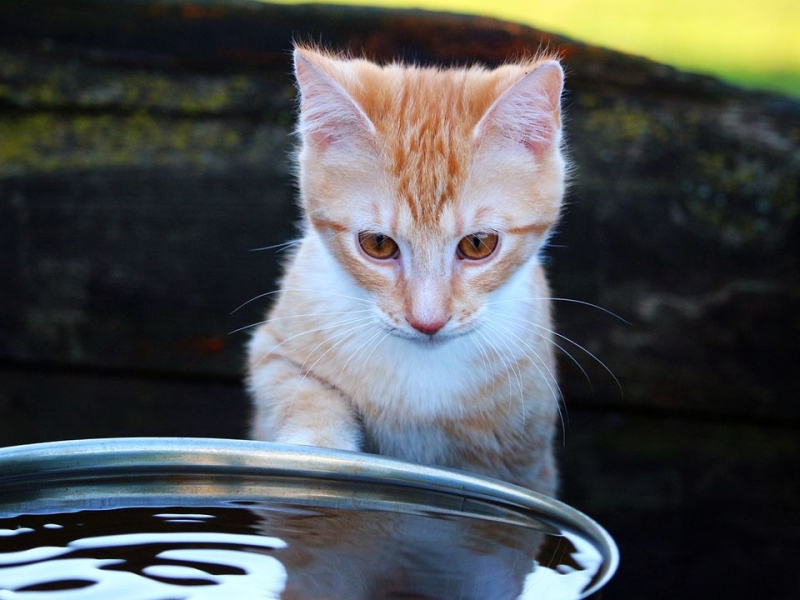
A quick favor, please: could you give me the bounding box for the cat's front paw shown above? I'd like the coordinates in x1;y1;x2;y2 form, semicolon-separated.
270;428;362;454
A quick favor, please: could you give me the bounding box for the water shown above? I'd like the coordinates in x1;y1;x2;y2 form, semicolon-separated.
0;503;603;600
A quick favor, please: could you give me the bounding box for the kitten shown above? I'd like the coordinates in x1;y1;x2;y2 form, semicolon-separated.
247;45;566;496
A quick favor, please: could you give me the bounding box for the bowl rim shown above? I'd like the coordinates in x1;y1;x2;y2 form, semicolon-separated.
0;437;619;597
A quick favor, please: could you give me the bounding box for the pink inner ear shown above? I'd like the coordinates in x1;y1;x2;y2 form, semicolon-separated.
294;50;375;150
476;61;564;157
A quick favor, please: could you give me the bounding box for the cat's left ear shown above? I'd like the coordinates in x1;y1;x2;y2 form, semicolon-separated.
293;48;377;151
474;60;564;157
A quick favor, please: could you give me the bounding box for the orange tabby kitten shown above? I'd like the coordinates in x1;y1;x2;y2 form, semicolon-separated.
247;45;566;496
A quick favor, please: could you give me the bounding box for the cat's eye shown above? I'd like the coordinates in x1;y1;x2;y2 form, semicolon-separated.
358;232;400;260
457;232;499;260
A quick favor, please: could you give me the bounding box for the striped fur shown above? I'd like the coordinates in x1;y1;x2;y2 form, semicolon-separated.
247;45;566;495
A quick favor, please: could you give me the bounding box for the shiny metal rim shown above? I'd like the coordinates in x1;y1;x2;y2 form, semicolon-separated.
0;437;618;597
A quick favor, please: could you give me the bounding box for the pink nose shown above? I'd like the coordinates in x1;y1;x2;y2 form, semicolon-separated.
407;317;449;336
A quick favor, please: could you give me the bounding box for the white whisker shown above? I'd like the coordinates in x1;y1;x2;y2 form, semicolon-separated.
484;318;567;443
487;296;630;325
229;308;373;336
230;290;283;314
493;311;592;390
338;324;386;379
290;318;378;405
495;309;623;396
467;325;494;391
475;322;526;423
252;313;376;370
297;316;377;373
249;239;302;253
231;287;372;314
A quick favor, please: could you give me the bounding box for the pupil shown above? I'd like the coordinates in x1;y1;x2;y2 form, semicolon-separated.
375;235;385;247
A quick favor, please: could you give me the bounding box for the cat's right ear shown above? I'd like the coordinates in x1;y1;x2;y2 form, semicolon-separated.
473;60;564;159
293;49;376;150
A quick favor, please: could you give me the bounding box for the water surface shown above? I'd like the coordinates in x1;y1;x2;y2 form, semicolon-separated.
0;503;602;599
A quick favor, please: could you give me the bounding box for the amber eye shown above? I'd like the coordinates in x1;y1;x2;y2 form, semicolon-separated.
358;232;399;260
457;232;499;260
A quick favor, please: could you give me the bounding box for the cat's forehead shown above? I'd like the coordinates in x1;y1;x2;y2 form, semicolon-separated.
347;65;525;227
301;51;563;237
393;196;460;237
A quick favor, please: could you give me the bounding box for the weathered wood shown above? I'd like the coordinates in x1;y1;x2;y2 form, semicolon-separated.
0;168;296;376
1;1;798;419
559;410;800;599
0;367;249;447
1;366;796;599
2;4;797;597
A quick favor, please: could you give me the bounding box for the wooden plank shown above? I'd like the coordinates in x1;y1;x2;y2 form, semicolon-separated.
0;0;798;423
0;367;249;447
3;374;797;599
0;168;297;377
559;410;800;600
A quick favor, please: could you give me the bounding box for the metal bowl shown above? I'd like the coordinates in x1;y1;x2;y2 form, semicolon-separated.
0;437;618;599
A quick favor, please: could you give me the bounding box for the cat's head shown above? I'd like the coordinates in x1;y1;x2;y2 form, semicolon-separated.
292;45;566;342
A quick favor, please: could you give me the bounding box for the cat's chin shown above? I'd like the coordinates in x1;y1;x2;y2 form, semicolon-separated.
387;326;470;348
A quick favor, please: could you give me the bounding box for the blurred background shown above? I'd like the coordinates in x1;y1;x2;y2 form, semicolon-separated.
272;0;800;98
0;1;798;599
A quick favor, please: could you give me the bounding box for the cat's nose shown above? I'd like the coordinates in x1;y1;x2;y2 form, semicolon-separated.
407;316;449;336
404;276;451;336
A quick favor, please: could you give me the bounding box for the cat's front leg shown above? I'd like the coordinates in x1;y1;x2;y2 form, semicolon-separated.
248;346;363;452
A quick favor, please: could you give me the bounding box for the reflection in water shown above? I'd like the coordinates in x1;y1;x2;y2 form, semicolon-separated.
520;533;604;600
256;504;540;599
0;506;603;600
0;532;286;600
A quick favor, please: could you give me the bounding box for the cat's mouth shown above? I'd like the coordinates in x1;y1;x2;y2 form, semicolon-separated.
411;332;450;347
385;323;472;347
